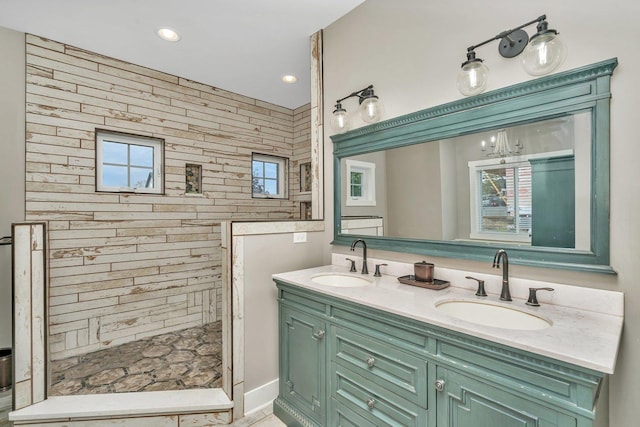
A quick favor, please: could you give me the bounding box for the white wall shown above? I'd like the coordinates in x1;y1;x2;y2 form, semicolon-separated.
322;1;639;426
0;27;25;349
386;142;443;239
243;231;325;392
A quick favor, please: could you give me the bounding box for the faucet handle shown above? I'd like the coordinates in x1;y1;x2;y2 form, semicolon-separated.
465;276;487;297
345;258;357;273
526;287;555;306
374;263;388;277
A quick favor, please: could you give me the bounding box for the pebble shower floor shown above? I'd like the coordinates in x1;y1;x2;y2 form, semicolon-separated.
49;321;222;395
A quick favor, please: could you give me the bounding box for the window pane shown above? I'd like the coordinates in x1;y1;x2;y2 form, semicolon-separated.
252;154;287;199
103;141;128;165
515;166;532;233
102;165;128;187
350;171;362;185
252;160;263;177
252;178;265;194
479;165;532;236
97;131;163;194
480;168;513;232
350;171;364;197
130;144;153;167
130;167;154;188
264;179;277;195
264;162;278;179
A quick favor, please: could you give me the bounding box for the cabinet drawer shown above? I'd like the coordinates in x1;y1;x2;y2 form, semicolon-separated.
331;398;376;427
332;306;430;355
278;285;327;315
332;364;428;427
332;326;428;407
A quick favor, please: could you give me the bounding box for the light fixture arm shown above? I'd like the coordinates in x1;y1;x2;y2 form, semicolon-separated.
466;15;547;57
336;84;375;105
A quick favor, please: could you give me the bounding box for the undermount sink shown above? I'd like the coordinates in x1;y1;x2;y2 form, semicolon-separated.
311;273;372;288
435;299;552;330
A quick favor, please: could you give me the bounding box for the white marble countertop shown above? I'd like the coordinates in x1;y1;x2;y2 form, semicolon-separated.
273;262;624;374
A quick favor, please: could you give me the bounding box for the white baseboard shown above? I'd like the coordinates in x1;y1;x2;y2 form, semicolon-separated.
244;379;279;417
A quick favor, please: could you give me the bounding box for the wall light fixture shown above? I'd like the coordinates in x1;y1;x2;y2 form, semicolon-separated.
330;85;383;134
457;14;565;96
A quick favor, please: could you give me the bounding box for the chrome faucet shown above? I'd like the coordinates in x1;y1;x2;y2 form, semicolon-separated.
492;249;512;301
350;239;369;274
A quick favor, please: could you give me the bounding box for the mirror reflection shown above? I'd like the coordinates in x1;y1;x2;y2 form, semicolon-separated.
341;112;591;250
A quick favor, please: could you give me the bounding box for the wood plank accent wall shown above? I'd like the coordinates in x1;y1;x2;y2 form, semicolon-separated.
12;223;47;409
292;103;312;208
24;34;309;363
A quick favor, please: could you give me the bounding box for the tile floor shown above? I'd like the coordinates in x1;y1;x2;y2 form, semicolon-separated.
240;414;286;426
233;407;285;427
50;321;222;395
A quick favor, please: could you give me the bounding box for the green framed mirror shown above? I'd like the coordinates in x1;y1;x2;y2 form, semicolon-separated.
331;58;617;273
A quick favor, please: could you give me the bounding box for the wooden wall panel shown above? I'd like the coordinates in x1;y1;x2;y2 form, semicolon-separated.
12;223;47;409
23;34;309;365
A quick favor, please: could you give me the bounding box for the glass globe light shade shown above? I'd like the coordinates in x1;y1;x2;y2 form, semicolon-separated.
456;60;489;96
360;97;383;123
331;108;350;133
521;32;566;76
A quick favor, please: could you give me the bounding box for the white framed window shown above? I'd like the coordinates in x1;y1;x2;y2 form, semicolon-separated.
468;150;572;243
346;159;376;206
96;130;164;194
252;153;288;199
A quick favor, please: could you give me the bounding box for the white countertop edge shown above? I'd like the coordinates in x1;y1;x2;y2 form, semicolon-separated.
9;389;233;422
274;264;624;375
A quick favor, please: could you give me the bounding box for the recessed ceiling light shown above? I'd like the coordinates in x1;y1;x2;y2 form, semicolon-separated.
282;75;297;83
157;28;181;42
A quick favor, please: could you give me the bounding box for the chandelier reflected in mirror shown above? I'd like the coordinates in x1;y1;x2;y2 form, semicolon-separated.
481;129;524;163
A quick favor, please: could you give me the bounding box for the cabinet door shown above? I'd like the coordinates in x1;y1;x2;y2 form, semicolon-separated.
280;306;327;425
435;367;578;427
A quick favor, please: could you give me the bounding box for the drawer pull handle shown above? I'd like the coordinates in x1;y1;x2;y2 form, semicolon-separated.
365;357;376;367
313;329;325;339
434;379;445;392
366;398;376;409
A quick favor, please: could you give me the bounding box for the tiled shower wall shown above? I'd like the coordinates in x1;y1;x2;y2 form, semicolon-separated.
292;104;312;209
24;34;309;361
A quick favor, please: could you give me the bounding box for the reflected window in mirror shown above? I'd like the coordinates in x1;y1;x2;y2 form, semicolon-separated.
470;160;533;243
346;159;376;206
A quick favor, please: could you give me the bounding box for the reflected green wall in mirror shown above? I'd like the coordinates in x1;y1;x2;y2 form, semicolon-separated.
331;59;617;273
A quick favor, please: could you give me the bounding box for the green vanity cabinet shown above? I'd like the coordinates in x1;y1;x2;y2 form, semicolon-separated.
435;367;580;427
275;303;328;426
274;281;604;427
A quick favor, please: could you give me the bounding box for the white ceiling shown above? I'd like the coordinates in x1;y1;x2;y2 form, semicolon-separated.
0;0;365;109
